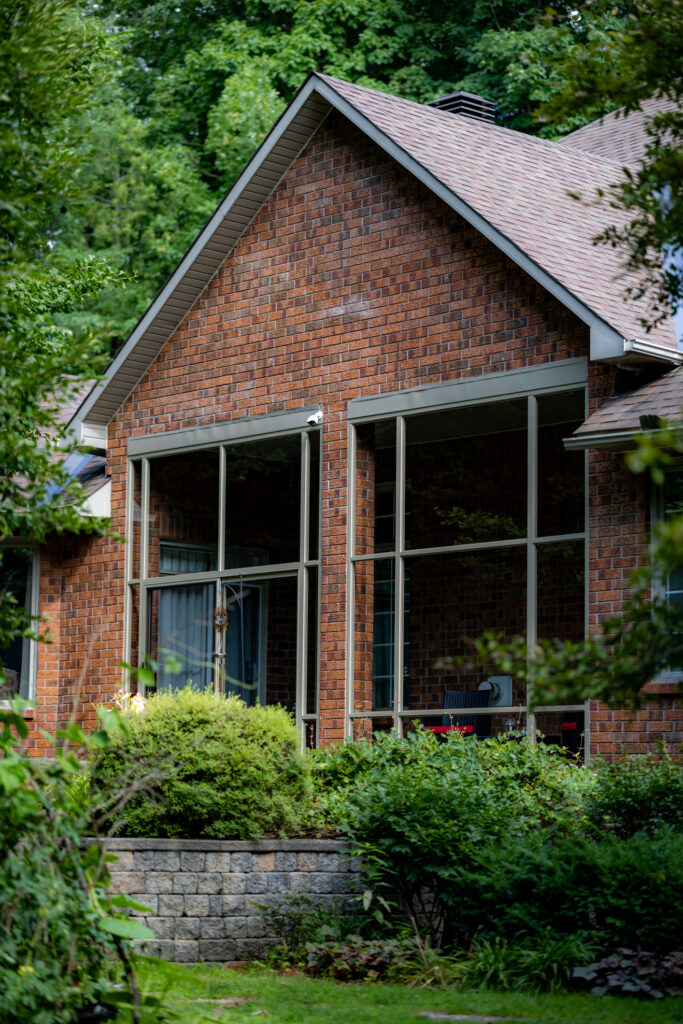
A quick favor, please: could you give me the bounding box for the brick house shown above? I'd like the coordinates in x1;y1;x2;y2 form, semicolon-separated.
6;75;683;757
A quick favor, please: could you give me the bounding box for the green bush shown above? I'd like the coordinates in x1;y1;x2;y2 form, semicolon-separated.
322;729;683;961
92;688;310;839
0;703;151;1024
321;729;589;945
584;751;683;838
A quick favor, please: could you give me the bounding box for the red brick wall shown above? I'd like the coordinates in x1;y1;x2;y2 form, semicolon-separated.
35;109;640;748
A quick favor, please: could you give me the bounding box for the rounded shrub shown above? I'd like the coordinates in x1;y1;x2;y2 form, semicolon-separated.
92;689;310;839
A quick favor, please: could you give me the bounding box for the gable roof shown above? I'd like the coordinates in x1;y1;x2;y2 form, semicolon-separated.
71;74;679;448
558;96;677;166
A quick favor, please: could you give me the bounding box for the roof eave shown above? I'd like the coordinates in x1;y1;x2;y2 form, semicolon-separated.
563;428;641;452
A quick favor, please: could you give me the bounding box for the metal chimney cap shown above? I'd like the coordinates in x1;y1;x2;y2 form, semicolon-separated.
429;91;495;122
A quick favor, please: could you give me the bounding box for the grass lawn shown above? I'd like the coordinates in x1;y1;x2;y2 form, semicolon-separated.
135;958;683;1024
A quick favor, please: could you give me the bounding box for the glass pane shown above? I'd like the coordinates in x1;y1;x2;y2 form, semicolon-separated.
536;541;585;643
308;430;320;561
130;461;141;579
261;576;297;713
354;421;396;556
353;559;398;713
0;547;33;699
129;583;139;671
306;567;318;716
352;716;394;740
147;582;214;692
402;548;527;711
537;391;585;537
405;400;527;550
536;710;585;758
148;451;219;577
664;472;683;518
225;435;301;567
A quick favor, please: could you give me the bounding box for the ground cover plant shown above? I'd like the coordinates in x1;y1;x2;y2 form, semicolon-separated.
91;688;310;839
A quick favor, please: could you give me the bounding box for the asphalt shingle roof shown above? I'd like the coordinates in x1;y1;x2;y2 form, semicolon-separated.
573;365;683;440
559;96;677;166
319;74;676;350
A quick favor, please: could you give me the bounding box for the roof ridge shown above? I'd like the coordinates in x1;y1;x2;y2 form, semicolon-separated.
315;73;624;171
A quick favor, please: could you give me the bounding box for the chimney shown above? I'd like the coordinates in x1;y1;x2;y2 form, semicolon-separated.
429;91;495;123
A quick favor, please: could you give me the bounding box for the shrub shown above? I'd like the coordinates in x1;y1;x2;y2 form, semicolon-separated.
0;702;152;1024
584;751;683;838
91;688;310;839
327;729;590;945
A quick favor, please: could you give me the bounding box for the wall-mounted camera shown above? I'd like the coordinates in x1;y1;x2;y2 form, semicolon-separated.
306;410;323;426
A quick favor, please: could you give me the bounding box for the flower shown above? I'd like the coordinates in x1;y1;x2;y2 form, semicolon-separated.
113;688;146;714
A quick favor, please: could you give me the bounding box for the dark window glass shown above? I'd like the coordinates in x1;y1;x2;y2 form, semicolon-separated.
537;391;585;537
308;431;320;561
355;421;396;555
0;548;33;699
405;400;527;550
306;567;318;716
402;547;527;713
148;451;219;577
224;435;301;567
147;582;215;693
536;541;585;643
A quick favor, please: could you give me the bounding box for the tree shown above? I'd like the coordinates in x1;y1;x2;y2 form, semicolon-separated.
539;0;683;330
0;0;116;682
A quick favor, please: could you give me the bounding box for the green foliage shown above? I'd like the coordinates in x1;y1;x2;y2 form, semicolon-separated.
0;0;118;687
92;688;310;839
0;701;153;1024
304;935;418;981
314;729;590;945
573;949;683;1000
315;730;683;964
464;932;595;994
539;0;683;328
584;752;683;838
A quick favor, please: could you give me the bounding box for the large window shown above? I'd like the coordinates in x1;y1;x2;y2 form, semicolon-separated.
125;414;320;746
348;372;587;750
0;547;38;701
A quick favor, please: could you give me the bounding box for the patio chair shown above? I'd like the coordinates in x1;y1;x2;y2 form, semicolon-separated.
442;687;492;738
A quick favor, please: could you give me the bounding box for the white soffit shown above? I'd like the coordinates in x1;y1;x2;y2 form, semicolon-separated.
72;74;678;447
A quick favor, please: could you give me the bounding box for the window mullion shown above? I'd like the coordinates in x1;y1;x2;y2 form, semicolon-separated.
345;423;357;739
395;415;406;736
527;395;538;742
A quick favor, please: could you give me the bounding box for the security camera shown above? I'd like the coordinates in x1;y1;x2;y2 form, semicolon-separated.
306;410;323;427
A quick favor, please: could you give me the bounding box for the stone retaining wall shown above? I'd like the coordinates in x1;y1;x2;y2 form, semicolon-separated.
101;838;359;962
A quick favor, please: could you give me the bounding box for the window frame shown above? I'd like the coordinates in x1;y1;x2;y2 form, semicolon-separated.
0;543;40;705
124;411;322;746
652;468;683;684
345;359;590;751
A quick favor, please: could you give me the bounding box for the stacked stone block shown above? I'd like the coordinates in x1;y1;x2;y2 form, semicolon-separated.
103;838;359;962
